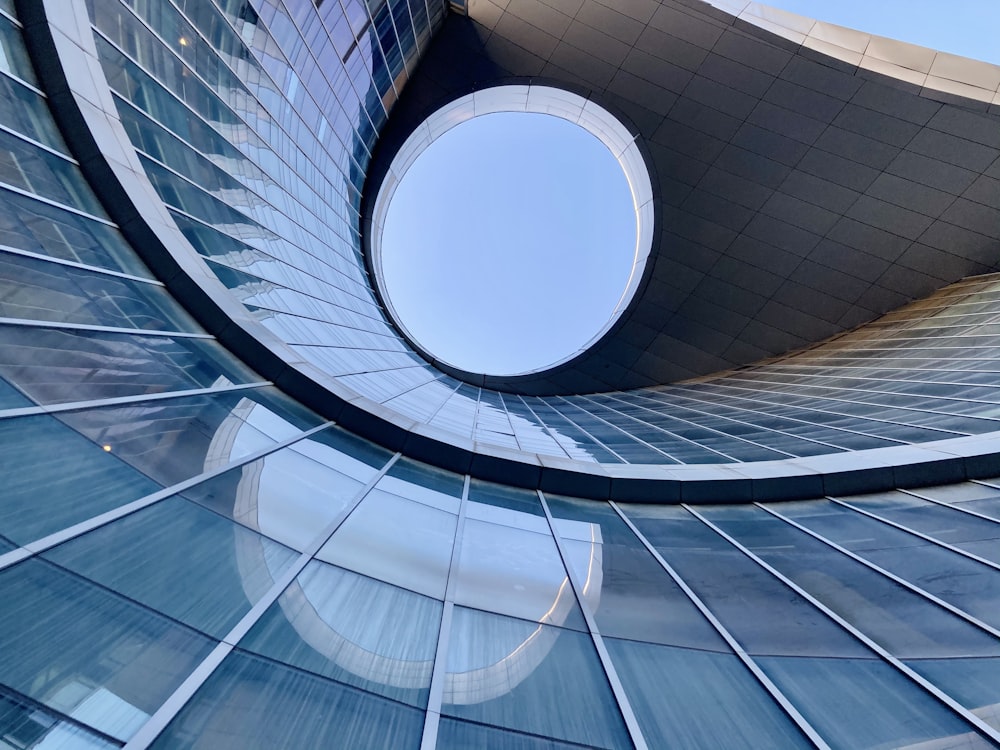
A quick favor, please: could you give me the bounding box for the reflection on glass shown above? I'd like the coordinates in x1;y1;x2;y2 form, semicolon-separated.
758;655;990;750
604;638;811;749
546;495;726;650
443;606;630;749
43;496;297;638
0;559;214;742
183;427;388;550
240;560;440;707
0;685;118;749
149;651;424;750
0;413;161;545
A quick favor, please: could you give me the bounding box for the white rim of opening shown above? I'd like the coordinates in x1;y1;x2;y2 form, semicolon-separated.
370;84;655;377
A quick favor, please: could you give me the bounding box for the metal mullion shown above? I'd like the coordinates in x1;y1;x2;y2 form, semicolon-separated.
758;502;1000;640
538;491;648;750
0;381;271;422
0;420;333;572
608;501;831;750
830;496;1000;573
0;316;211;337
686;504;1000;747
121;450;402;750
419;474;469;750
0;244;160;283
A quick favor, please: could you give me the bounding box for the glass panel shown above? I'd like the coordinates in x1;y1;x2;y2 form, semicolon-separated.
836;491;1000;564
53;388;321;487
0;559;214;741
149;650;424;750
0;251;199;330
0;15;38;84
0;129;104;215
0;413;161;545
909;657;1000;730
43;496;298;638
622;504;868;657
442;606;630;750
0;371;30;408
0;685;118;750
240;560;440;707
317;484;457;598
436;718;596;750
604;638;811;749
452;517;585;630
774;499;1000;632
545;494;726;650
758;655;991;750
0;326;258;405
0;189;150;275
0;75;66;151
454;482;585;629
700;504;1000;658
182;426;388;550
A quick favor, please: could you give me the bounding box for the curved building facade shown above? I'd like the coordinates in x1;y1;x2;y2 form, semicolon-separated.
2;0;1000;747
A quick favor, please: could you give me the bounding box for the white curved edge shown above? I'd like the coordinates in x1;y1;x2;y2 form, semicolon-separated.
370;84;655;378
704;0;1000;105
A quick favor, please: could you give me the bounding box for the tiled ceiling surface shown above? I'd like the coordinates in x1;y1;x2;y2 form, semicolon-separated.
364;0;1000;395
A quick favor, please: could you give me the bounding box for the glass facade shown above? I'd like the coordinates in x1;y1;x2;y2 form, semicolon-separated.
0;0;1000;748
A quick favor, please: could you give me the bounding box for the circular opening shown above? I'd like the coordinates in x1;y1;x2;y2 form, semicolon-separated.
372;85;654;377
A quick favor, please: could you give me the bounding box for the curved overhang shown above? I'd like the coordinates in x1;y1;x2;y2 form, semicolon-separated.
19;0;1000;502
368;0;1000;394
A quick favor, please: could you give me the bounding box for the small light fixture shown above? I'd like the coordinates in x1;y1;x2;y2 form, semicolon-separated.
179;37;189;47
102;444;112;452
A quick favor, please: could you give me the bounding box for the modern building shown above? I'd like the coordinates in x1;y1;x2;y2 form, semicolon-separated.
1;0;1000;747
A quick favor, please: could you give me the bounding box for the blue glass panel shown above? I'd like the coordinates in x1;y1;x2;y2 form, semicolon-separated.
0;413;161;545
604;638;811;749
759;655;989;749
149;650;424;749
0;686;118;750
53;388;322;487
0;251;200;330
623;504;868;657
0;326;258;405
442;607;630;749
0;559;213;741
545;494;726;650
43;496;297;638
240;560;440;707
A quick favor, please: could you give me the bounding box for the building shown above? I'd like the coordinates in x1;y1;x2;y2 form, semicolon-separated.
1;0;1000;747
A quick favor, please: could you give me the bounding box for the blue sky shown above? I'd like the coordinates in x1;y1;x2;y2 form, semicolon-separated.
381;112;635;375
767;0;1000;65
382;2;998;376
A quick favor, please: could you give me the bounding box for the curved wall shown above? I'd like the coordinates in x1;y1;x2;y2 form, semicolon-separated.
1;1;1000;748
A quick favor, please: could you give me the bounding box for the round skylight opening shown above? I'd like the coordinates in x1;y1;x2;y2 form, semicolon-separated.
371;85;654;377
